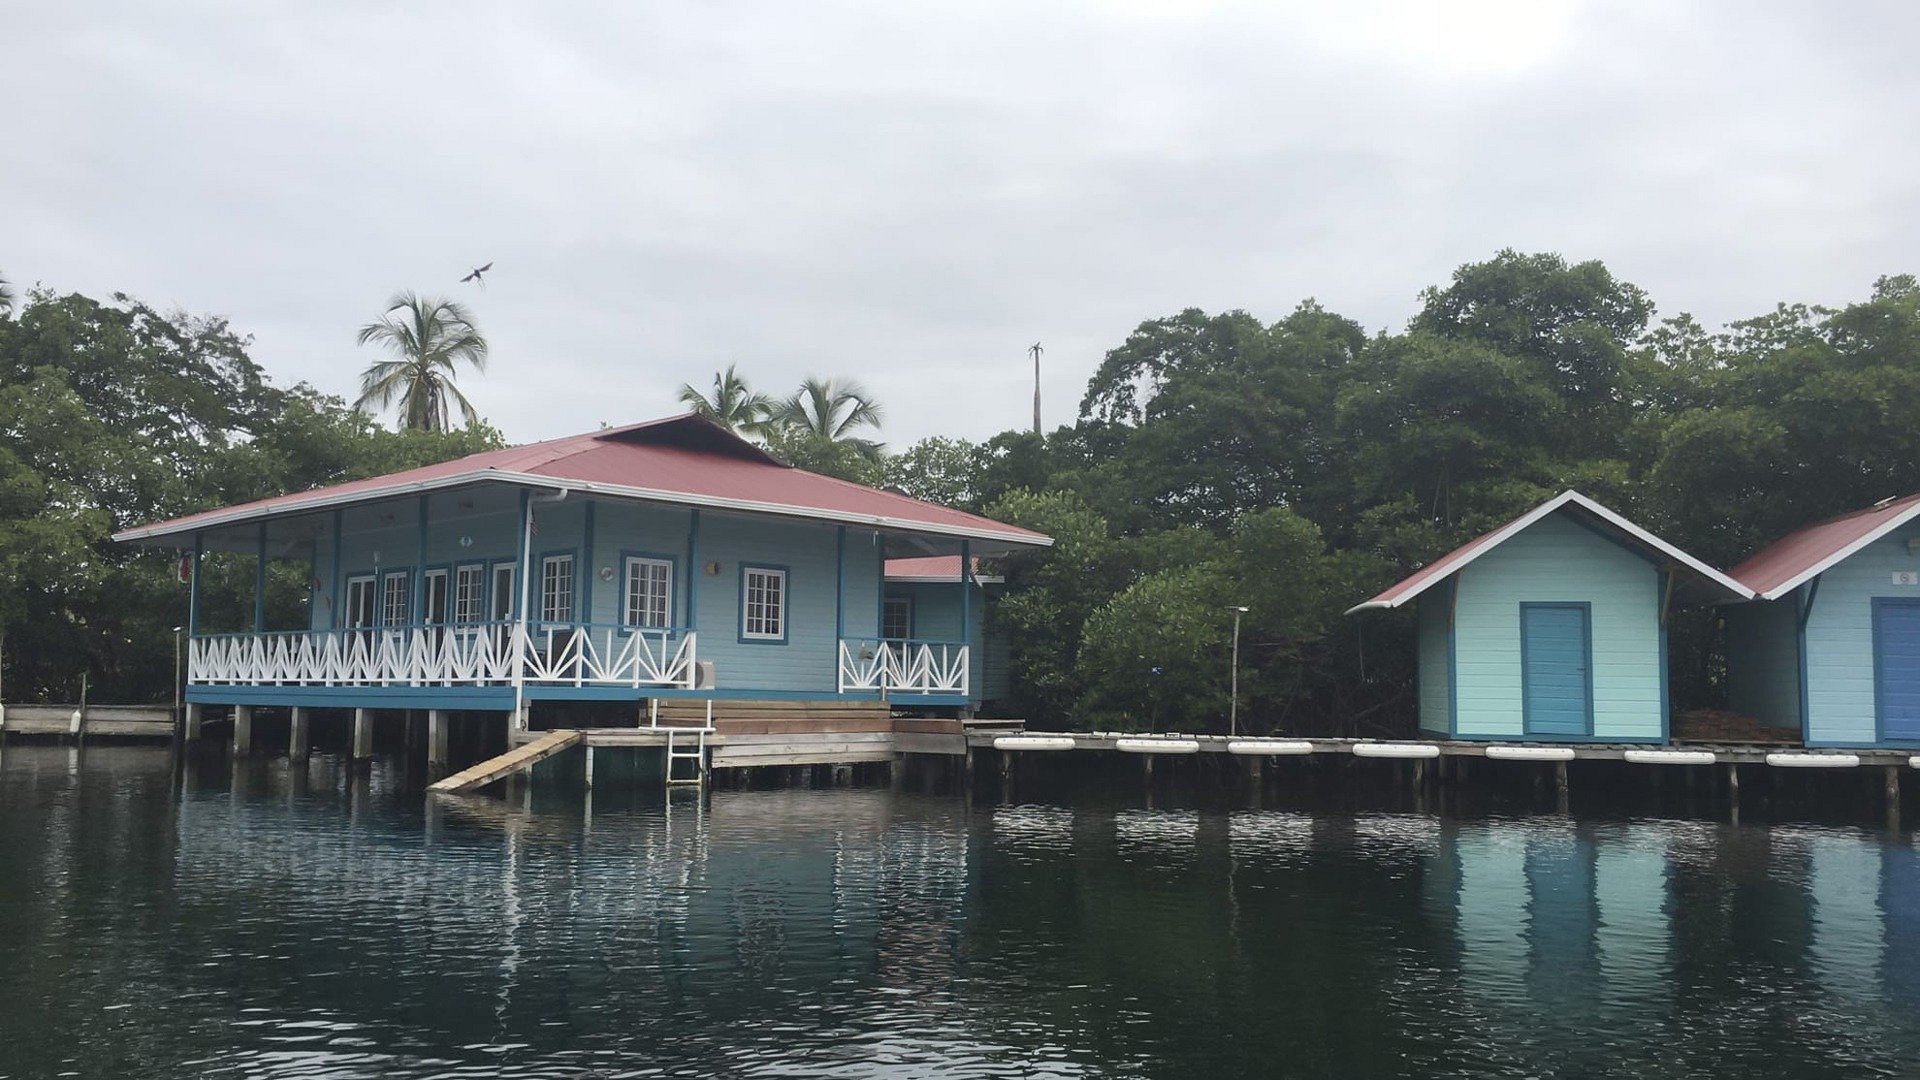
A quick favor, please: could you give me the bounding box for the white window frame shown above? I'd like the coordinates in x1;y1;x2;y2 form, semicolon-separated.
491;564;516;621
380;570;411;627
741;566;787;642
422;568;449;626
344;575;377;629
883;596;913;640
454;564;487;624
540;554;576;624
623;556;674;630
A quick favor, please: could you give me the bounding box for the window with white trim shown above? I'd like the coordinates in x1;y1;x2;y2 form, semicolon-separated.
491;564;515;621
624;557;673;629
423;569;449;626
742;566;786;640
454;564;487;624
381;571;410;626
540;554;575;623
883;596;912;640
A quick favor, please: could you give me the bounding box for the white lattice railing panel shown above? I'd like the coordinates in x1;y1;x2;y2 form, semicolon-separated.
838;638;969;696
188;622;695;690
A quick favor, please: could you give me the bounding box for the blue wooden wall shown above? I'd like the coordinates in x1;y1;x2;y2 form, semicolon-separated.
1446;513;1665;742
885;581;1004;703
305;493;884;695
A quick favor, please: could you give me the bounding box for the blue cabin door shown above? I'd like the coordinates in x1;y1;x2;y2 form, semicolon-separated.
1522;604;1591;738
1875;599;1920;742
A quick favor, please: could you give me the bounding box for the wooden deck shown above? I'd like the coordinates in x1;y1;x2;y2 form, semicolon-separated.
0;704;174;740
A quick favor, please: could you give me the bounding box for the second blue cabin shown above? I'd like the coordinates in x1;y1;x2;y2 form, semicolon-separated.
1350;491;1751;743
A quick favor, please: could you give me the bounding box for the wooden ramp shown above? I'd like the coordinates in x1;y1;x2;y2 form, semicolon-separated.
429;729;582;794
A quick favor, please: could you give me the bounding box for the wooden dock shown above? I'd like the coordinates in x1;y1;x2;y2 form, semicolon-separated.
0;704;174;741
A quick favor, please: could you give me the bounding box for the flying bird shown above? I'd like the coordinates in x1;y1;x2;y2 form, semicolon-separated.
460;262;493;285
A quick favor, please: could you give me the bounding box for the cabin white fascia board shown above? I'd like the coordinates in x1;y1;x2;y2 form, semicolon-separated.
1750;501;1920;600
112;469;1054;552
1344;489;1752;616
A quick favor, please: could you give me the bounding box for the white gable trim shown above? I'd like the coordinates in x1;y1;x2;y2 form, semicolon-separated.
1345;490;1752;615
1753;501;1920;600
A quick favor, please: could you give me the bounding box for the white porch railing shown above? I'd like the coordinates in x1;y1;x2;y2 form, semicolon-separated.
838;638;970;697
188;622;697;690
519;622;698;688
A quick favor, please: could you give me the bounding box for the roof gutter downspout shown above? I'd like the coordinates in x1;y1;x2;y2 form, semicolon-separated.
512;487;571;733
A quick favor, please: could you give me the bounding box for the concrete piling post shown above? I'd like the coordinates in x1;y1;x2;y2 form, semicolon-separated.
427;709;449;773
289;707;311;761
184;702;204;741
232;705;253;757
352;708;374;761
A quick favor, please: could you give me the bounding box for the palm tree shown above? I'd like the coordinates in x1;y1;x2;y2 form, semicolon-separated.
773;377;886;462
677;364;775;435
354;292;489;431
0;271;13;317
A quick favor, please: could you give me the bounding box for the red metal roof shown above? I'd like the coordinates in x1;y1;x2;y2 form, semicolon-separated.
1348;490;1750;613
114;414;1051;550
1729;493;1920;599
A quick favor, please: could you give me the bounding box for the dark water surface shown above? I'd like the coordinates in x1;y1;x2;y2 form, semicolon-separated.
3;744;1918;1079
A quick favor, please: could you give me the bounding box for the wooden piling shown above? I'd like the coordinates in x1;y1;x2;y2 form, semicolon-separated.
232;705;253;757
427;709;449;772
352;708;373;761
1886;765;1902;829
289;707;311;761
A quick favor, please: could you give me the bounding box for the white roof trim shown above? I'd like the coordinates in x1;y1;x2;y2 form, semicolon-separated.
886;573;1005;585
1343;490;1752;615
1753;500;1920;600
111;468;1054;550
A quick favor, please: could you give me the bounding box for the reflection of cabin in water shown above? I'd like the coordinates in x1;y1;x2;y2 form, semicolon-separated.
1726;494;1920;749
112;414;1050;746
1349;491;1751;743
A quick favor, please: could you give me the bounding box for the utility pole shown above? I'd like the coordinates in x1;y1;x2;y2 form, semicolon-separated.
1029;342;1043;435
1227;606;1248;736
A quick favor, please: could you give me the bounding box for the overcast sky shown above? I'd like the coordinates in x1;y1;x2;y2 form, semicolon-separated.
4;1;1917;448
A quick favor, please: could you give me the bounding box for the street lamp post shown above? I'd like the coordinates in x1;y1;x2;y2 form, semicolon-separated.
1226;606;1248;736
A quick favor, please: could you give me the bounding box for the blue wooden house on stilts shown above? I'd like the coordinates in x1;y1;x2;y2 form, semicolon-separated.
1349;491;1751;744
112;415;1050;766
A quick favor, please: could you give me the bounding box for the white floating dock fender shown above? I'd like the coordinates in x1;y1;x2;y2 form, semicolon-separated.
1115;737;1200;754
1622;749;1717;766
1911;756;1920;770
1765;752;1862;769
1351;742;1440;760
1226;739;1315;756
1483;746;1576;762
993;735;1076;751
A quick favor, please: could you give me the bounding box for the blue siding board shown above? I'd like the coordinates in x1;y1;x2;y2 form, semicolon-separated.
1797;523;1920;746
1451;513;1663;742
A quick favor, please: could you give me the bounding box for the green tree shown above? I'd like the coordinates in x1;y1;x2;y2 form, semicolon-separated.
354;292;489;431
884;436;980;507
677;364;775;435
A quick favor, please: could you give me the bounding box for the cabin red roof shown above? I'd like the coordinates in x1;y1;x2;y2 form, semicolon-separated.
113;414;1051;551
1729;494;1920;600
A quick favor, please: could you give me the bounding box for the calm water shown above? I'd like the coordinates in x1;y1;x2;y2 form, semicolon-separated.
2;745;1918;1079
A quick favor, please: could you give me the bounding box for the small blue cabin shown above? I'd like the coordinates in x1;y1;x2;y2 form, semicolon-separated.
1725;494;1920;748
1350;491;1751;743
883;556;1011;710
112;415;1050;733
